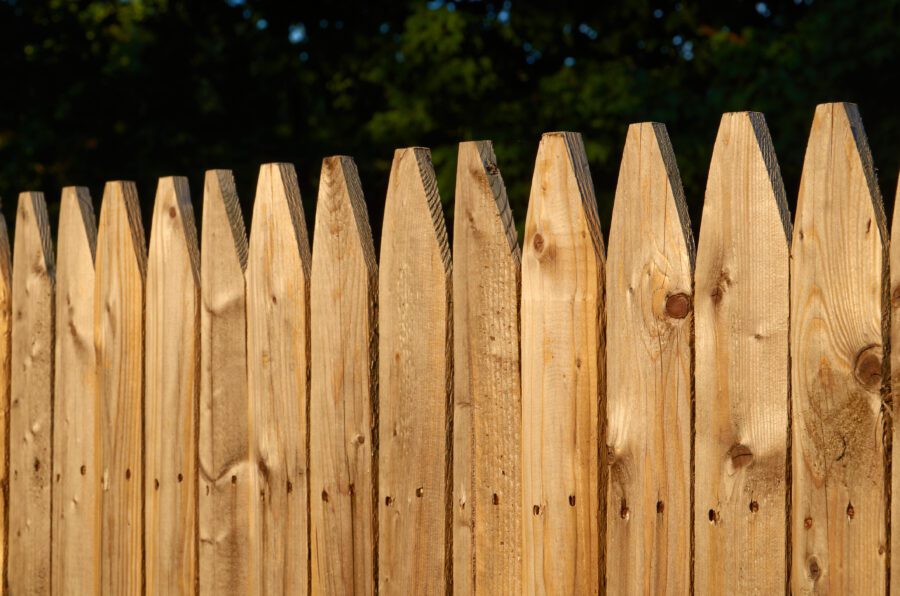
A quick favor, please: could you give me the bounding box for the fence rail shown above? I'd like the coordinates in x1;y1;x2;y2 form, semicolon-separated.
0;102;896;594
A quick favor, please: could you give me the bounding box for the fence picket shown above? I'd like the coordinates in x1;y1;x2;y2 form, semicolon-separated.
521;132;604;595
378;147;452;593
309;156;377;595
198;170;252;595
145;177;200;594
247;163;311;595
694;112;791;594
96;181;146;594
791;102;888;593
452;140;522;595
893;174;900;596
606;123;693;594
52;187;99;595
8;191;55;595
0;212;10;592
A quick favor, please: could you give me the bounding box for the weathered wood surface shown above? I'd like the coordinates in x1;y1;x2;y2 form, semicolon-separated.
0;212;10;593
52;187;99;595
521;132;605;595
247;163;311;595
606;123;693;594
791;102;888;593
145;177;200;594
309;156;378;595
378;147;452;594
8;191;55;595
452;140;521;595
95;181;146;595
198;170;252;595
694;112;791;595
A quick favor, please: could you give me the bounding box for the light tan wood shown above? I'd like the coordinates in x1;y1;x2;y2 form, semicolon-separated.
0;212;13;593
247;163;311;595
95;181;146;594
892;173;900;596
378;147;452;594
694;112;791;594
8;191;55;595
452;140;521;595
145;177;200;594
791;102;888;593
52;187;100;595
521;132;604;595
198;170;252;595
605;123;693;594
309;156;377;595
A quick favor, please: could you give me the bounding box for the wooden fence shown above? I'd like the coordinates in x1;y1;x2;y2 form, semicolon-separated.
0;102;896;594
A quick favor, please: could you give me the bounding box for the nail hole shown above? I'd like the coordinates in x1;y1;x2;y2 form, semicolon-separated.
155;479;160;490
231;475;237;484
177;473;183;483
708;509;719;524
416;487;424;497
34;459;40;472
620;499;629;520
847;502;855;519
492;493;499;505
533;505;541;516
656;500;664;514
349;483;355;496
125;469;131;480
749;500;759;513
80;465;87;475
385;496;393;507
568;495;576;506
287;481;293;494
322;490;329;502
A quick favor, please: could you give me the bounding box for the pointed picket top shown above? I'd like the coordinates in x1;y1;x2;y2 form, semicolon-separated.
8;191;55;595
605;122;692;594
199;169;252;594
890;174;900;594
791;103;888;594
95;180;146;595
310;156;377;595
452;140;522;595
521;132;604;595
246;162;311;594
145;177;200;593
694;112;790;594
52;187;99;595
378;147;451;594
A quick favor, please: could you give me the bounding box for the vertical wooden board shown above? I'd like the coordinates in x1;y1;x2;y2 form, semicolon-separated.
521;132;604;595
145;177;200;594
378;147;452;594
0;213;10;592
694;112;791;594
52;187;99;595
452;140;521;595
605;123;693;594
791;103;888;593
247;163;311;595
309;156;377;595
8;191;55;595
198;170;252;595
96;181;146;594
892;174;900;596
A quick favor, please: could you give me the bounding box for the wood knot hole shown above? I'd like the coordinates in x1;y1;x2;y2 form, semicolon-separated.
665;293;691;319
853;345;882;390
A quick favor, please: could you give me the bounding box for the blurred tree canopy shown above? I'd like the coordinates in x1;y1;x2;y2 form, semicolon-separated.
1;0;899;245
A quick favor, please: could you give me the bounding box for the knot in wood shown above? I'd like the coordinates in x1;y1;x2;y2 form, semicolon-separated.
807;556;821;581
532;233;545;253
853;345;882;390
665;293;691;319
727;443;753;469
892;285;900;308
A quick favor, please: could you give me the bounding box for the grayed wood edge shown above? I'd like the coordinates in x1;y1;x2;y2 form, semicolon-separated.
21;192;57;284
744;113;792;243
0;211;10;593
206;170;249;273
648;123;696;265
164;177;201;287
68;187;98;263
471;141;521;263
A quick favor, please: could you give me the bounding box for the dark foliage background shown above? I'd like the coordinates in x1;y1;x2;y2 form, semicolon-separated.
2;0;899;247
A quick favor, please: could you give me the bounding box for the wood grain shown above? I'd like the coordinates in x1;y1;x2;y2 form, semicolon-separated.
198;170;252;595
606;123;693;594
378;147;452;594
52;187;100;595
8;191;55;595
145;177;200;594
246;163;311;595
95;181;146;595
694;112;791;594
0;212;10;593
310;156;378;595
893;173;900;596
452;140;521;595
791;102;888;593
521;132;605;595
